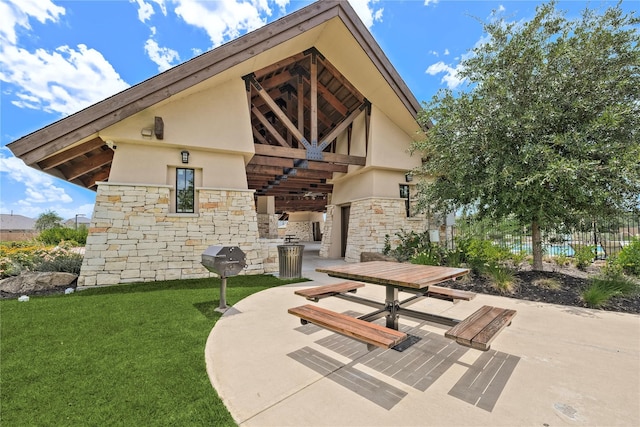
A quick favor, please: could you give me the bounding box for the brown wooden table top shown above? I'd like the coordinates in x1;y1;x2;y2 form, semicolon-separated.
316;261;470;290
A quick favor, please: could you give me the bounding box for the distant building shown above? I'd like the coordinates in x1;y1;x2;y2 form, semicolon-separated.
0;214;37;241
63;217;92;229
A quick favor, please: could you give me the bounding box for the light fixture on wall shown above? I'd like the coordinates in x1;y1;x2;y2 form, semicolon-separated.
141;128;153;137
405;172;413;183
181;150;190;164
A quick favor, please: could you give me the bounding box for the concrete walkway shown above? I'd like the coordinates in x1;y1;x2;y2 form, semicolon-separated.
205;243;640;426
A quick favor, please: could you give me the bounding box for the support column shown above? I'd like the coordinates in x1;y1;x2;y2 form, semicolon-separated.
256;196;278;239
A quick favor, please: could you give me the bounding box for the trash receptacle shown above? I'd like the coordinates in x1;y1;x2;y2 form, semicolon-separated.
278;244;304;278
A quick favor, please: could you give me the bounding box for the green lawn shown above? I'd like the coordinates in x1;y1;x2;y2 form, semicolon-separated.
0;275;305;426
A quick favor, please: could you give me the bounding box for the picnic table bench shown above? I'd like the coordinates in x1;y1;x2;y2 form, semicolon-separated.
288;304;408;351
445;305;516;351
294;281;364;302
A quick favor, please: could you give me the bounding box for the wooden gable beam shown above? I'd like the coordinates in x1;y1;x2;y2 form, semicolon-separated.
244;73;309;149
309;52;318;146
37;137;105;170
317;101;368;152
254;144;365;166
84;168;110;189
61;150;113;181
251;106;290;148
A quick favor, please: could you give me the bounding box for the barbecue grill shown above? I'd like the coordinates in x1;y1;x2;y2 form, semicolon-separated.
201;245;247;312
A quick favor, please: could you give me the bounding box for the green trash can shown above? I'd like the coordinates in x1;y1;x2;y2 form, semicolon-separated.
277;244;305;278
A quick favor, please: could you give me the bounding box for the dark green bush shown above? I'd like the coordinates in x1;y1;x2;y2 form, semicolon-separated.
37;227;88;245
385;229;433;262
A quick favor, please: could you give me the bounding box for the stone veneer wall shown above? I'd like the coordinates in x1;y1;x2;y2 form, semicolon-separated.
257;213;279;239
343;198;430;263
319;205;335;258
79;183;273;287
284;221;313;242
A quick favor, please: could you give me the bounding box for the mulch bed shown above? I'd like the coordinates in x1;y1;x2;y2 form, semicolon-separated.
449;262;640;315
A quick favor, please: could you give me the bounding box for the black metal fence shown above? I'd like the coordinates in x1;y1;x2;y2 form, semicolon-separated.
451;214;640;260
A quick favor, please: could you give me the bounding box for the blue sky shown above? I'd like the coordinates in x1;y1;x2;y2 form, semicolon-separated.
0;0;636;220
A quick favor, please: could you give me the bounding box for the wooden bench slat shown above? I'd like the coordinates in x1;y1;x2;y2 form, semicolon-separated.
288;304;407;349
294;281;364;301
427;285;476;301
445;305;516;351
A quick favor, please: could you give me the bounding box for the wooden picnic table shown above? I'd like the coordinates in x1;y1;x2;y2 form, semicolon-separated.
315;261;470;330
289;261;516;351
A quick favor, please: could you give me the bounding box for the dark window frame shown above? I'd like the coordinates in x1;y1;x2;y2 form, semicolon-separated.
176;168;195;213
399;184;410;217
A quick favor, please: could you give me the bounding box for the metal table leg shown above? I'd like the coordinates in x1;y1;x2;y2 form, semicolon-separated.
385;286;399;329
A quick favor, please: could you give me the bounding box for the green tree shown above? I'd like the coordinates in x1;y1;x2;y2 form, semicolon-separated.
34;210;63;231
413;1;640;270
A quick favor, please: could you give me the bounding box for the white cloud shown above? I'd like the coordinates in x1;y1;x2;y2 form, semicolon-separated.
348;0;384;29
173;0;271;48
0;148;73;207
444;48;450;55
145;36;180;71
0;0;65;44
131;0;155;22
0;0;130;116
130;0;168;22
425;61;466;89
424;0;439;6
0;43;130;115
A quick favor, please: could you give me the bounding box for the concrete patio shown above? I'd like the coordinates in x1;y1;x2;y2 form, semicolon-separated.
205;243;640;426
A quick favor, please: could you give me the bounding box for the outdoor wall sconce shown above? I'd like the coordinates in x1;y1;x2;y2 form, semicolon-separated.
154;116;164;140
141;128;153;137
405;172;413;182
181;150;190;164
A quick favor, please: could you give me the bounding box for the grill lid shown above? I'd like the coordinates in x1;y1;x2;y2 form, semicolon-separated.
201;245;246;277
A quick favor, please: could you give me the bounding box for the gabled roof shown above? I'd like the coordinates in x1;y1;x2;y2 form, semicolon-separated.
8;0;419;167
0;214;36;230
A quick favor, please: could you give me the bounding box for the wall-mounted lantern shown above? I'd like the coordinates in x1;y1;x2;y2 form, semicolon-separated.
405;172;413;183
181;150;190;164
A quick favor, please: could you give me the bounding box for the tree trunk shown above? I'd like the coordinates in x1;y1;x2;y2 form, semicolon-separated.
532;219;543;271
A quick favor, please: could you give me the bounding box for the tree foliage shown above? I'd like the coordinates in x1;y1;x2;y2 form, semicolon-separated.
34;210;63;232
413;1;640;269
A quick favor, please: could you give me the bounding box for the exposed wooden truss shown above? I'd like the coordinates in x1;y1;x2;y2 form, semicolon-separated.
245;48;369;212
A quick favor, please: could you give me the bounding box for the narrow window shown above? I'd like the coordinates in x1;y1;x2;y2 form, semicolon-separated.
176;168;195;213
399;184;410;217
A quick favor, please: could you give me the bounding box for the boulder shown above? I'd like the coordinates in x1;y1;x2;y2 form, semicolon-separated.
0;272;78;297
360;252;398;263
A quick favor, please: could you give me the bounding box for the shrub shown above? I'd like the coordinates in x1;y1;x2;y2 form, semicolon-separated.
573;245;595;270
581;266;639;308
614;238;640;276
386;229;433;262
33;249;83;274
0;245;84;277
456;237;511;274
37;227;88;246
485;265;518;294
510;251;528;267
582;285;613;308
553;254;570;267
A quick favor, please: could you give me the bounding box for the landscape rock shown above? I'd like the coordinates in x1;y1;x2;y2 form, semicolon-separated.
0;272;78;298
